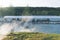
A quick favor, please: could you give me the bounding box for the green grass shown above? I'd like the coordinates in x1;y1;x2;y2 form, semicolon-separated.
3;32;60;40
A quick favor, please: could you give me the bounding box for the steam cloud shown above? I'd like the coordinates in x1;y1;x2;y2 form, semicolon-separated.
0;18;36;40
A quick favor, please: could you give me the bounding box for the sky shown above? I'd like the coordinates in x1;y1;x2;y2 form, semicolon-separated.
0;0;60;7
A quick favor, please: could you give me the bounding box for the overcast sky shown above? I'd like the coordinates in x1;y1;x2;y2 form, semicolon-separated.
0;0;60;7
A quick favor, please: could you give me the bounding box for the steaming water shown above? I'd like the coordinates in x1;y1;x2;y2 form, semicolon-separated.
0;18;60;40
0;23;13;40
0;18;35;40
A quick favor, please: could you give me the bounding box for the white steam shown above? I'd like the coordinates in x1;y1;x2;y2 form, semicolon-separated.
0;23;14;40
0;18;36;40
0;23;13;35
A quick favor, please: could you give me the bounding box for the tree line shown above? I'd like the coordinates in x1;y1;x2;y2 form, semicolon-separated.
0;7;60;16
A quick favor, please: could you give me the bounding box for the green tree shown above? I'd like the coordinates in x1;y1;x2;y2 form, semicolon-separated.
22;7;30;16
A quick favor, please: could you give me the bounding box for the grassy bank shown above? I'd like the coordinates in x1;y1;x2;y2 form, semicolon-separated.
3;32;60;40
